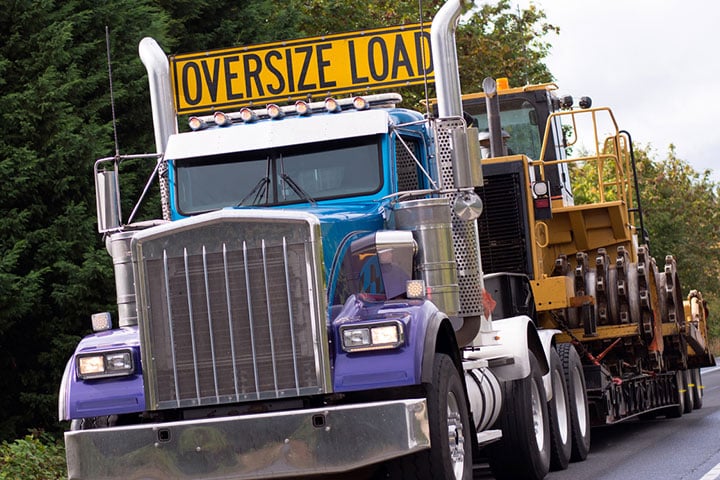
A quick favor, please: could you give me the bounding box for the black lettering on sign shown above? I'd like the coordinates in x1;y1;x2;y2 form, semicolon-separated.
170;24;435;114
315;43;336;89
265;50;286;95
181;62;202;106
414;31;433;76
243;53;264;98
368;37;388;81
348;40;369;84
285;48;295;93
201;58;221;102
223;56;243;100
295;46;317;91
391;34;413;79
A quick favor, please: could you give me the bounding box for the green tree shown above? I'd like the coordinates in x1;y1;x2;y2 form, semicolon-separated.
634;145;720;326
458;0;558;89
0;0;169;440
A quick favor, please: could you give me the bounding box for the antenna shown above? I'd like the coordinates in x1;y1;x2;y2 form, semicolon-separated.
105;26;120;157
419;0;431;117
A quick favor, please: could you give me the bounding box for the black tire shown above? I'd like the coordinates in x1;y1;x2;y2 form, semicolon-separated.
386;353;473;480
70;415;116;430
691;368;704;409
557;343;591;462
682;369;694;413
665;370;684;418
488;351;550;480
548;348;571;471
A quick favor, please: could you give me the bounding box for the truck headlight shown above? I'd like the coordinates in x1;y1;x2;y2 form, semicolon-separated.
340;321;404;352
76;350;135;380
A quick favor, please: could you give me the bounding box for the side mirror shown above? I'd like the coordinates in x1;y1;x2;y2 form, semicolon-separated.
452;126;483;188
95;164;122;233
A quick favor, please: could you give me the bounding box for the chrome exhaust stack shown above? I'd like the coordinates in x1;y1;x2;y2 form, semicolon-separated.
430;0;495;347
138;37;177;222
431;0;472;118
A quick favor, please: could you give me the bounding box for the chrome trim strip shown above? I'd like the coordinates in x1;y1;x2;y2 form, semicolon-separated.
183;247;201;402
222;243;241;399
284;237;301;394
162;250;181;407
243;240;261;396
201;245;220;401
261;238;280;395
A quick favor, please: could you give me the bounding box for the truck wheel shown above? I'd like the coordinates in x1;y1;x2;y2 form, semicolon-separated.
548;348;571;471
666;370;685;418
427;353;473;480
682;369;694;413
691;368;704;409
385;353;474;480
557;343;591;462
488;351;550;480
70;416;115;430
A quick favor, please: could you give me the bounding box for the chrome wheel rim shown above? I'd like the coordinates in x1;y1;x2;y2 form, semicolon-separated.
531;378;546;449
447;391;465;479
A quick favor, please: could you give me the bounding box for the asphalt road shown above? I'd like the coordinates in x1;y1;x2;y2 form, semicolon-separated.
475;364;720;480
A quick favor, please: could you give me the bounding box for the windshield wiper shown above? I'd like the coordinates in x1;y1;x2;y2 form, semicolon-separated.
237;156;272;206
237;176;270;206
280;173;316;206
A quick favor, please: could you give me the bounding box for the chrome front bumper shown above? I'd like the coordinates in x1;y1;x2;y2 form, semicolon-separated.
65;399;429;479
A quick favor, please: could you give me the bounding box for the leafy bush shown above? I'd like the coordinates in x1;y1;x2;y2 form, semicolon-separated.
0;433;66;480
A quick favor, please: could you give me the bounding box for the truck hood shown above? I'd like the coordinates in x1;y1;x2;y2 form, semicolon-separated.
268;201;388;276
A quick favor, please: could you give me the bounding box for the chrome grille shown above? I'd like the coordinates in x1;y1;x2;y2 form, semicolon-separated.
133;210;330;410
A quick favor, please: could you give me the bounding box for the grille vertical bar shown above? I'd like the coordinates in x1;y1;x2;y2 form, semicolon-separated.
284;237;301;394
242;241;261;396
201;245;220;401
134;211;330;411
261;239;280;396
182;247;201;403
162;250;181;404
222;244;241;399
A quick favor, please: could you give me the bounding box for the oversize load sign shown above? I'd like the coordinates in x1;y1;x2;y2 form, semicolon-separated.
170;24;433;114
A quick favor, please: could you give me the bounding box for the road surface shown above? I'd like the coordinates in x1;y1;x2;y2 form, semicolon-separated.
474;364;720;479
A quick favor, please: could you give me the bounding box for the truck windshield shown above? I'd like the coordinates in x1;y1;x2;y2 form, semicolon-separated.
174;135;383;214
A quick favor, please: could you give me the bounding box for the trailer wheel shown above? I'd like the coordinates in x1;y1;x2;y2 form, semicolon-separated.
488;351;550;480
691;368;703;409
548;348;571;471
682;369;694;413
557;343;591;462
666;370;685;418
385;352;473;480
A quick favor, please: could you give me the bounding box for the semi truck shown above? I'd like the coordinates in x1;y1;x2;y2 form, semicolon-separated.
58;0;713;479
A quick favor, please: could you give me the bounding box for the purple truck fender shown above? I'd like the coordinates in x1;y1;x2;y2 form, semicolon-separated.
58;326;145;421
331;295;448;392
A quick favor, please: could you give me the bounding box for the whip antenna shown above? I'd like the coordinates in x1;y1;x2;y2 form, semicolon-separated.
419;0;431;117
105;26;120;157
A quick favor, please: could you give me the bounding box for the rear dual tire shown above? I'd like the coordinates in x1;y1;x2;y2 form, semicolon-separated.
548;348;572;471
557;343;591;462
488;351;551;480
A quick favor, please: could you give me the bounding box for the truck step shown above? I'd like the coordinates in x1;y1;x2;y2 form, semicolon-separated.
477;429;503;447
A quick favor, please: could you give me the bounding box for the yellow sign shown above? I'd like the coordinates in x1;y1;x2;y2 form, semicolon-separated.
170;24;433;114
